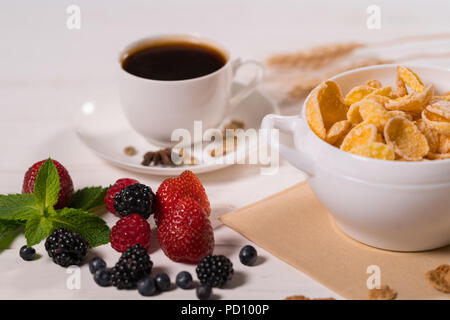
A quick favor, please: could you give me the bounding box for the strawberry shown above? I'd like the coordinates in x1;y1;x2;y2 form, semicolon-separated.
104;178;139;216
155;170;210;226
22;159;74;209
158;197;214;264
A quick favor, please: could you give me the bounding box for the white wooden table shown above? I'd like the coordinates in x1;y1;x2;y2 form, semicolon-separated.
1;0;449;300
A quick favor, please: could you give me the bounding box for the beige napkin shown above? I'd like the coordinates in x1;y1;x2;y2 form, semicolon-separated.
220;182;450;300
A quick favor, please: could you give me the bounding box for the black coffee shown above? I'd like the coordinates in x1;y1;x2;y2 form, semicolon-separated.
122;42;227;81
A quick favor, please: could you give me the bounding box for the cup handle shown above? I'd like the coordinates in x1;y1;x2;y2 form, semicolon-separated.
228;58;264;111
261;114;315;177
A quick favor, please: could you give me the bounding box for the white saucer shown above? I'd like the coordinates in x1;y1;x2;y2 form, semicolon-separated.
75;83;278;176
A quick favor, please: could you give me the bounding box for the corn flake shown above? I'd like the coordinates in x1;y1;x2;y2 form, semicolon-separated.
415;119;440;153
395;73;408;97
385;85;433;113
426;99;450;120
306;81;348;140
344;85;376;105
340;123;378;152
350;142;395;160
422;109;450;136
326;120;352;145
384;117;429;161
396;66;425;93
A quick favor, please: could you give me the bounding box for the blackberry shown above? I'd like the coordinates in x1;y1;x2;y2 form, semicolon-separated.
45;228;89;267
113;184;155;219
19;245;36;261
239;245;257;266
110;244;153;289
196;255;233;288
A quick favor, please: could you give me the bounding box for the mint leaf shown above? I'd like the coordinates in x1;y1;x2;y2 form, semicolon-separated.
25;213;54;246
34;158;60;210
49;208;110;247
0;220;24;250
0;193;41;221
71;186;108;212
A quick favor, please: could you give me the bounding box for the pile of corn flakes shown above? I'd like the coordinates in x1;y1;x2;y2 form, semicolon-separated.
306;66;450;161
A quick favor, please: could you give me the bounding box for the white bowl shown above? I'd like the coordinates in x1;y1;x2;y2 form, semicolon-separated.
262;64;450;252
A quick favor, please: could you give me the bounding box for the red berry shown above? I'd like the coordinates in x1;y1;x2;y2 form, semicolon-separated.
22;159;74;209
110;214;151;252
155;170;210;226
158;197;214;264
104;178;139;216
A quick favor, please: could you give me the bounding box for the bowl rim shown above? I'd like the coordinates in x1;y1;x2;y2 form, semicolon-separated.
301;63;450;167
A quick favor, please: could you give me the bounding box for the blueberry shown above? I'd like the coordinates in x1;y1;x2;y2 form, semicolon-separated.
239;245;257;266
196;283;212;300
137;277;157;296
155;272;171;291
176;271;193;289
89;257;106;274
19;245;36;261
94;268;112;287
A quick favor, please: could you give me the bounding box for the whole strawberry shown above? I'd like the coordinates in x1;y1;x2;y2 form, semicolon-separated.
110;214;151;252
104;178;139;216
155;170;210;226
22;159;74;209
158;197;214;264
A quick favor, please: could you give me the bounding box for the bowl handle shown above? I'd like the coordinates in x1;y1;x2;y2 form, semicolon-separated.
261;114;315;176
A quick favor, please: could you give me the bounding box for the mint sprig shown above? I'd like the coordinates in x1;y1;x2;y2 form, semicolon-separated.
0;220;24;250
0;158;110;248
70;186;109;212
34;158;60;210
0;193;41;221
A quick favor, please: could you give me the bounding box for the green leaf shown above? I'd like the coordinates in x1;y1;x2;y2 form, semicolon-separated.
0;193;41;221
34;158;60;210
0;220;24;250
25;213;54;247
71;186;108;212
49;208;110;247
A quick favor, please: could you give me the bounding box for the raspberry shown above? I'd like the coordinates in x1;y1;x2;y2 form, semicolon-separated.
155;170;210;226
104;178;139;216
22;159;74;209
196;255;234;287
110;244;153;289
44;228;89;267
158;197;214;264
110;214;151;252
114;184;155;219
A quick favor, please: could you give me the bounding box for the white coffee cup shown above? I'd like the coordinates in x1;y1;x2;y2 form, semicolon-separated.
118;34;263;146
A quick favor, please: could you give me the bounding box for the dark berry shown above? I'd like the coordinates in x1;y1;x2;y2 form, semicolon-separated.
44;228;89;267
239;245;257;266
19;245;36;261
176;271;193;289
94;268;112;287
196;255;233;287
155;272;171;291
113;184;155;219
110;244;153;290
196;283;212;300
89;257;106;274
137;277;157;296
